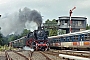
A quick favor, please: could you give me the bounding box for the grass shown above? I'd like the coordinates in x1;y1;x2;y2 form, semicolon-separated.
0;45;14;51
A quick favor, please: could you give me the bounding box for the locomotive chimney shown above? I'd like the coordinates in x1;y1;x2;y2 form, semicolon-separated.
38;26;41;30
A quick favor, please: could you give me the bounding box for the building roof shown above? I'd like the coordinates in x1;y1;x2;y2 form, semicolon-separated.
58;16;87;20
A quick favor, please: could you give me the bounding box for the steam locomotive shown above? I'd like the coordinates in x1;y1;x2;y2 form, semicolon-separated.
9;27;50;51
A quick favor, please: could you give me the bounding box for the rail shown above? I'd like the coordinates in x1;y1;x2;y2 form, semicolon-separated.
50;50;90;59
12;50;29;60
5;51;13;60
39;51;52;60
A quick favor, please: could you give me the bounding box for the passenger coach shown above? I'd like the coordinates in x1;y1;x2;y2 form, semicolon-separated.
48;30;90;50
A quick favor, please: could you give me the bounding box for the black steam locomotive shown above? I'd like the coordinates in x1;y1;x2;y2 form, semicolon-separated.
9;27;50;51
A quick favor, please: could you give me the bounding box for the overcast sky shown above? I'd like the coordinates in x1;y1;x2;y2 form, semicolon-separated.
0;0;90;24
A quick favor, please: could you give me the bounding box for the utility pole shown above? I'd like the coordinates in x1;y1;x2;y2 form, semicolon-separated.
69;7;76;33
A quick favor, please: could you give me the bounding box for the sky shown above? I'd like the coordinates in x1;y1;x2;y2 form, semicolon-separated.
0;0;90;23
0;0;90;36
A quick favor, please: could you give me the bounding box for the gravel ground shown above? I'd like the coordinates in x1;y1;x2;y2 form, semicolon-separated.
32;51;47;60
0;51;6;60
17;50;65;60
8;51;27;60
44;53;65;60
1;50;66;60
18;51;47;60
17;50;30;58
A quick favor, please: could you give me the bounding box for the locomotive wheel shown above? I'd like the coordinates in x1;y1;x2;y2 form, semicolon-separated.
31;42;36;50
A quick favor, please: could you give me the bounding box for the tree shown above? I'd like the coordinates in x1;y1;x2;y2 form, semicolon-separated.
86;24;90;30
21;29;30;37
2;37;9;45
8;35;17;42
45;19;58;36
45;19;50;23
0;33;3;46
52;19;57;23
49;29;57;36
86;24;89;30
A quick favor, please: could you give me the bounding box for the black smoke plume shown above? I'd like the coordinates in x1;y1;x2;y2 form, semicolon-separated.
0;7;42;36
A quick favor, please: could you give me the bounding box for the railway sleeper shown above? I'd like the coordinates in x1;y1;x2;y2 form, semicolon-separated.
39;52;52;60
5;51;13;60
13;50;29;60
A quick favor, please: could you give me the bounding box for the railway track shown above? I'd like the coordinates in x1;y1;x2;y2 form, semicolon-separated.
0;51;6;60
49;50;90;60
17;50;54;60
4;49;90;60
5;50;63;60
5;50;29;60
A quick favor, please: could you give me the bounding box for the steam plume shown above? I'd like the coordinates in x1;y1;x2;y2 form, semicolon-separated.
0;7;42;36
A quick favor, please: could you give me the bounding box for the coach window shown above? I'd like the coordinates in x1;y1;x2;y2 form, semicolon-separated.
81;34;85;41
57;39;59;42
85;33;90;41
78;35;81;41
51;40;53;43
71;36;74;42
14;41;16;43
88;33;90;40
62;37;64;42
21;40;23;45
65;37;67;42
70;36;73;42
59;38;61;42
56;38;59;43
58;40;61;42
53;38;56;43
63;37;66;42
76;35;79;40
19;40;20;42
67;37;70;42
54;39;56;43
73;36;76;42
83;34;86;41
60;37;64;42
58;38;60;42
74;35;78;41
68;37;70;42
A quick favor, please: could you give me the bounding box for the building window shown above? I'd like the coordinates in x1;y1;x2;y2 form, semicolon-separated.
65;20;68;23
78;21;82;26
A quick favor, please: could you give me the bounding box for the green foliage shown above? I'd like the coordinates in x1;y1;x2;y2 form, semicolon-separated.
45;19;57;23
45;19;58;36
52;19;57;23
49;29;57;36
0;33;3;46
86;24;90;30
21;29;30;37
7;29;30;42
8;35;16;42
0;45;13;51
0;29;31;46
45;19;50;23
